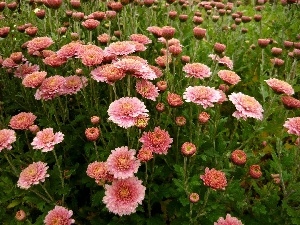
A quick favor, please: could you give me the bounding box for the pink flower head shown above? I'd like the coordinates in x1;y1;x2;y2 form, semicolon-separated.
14;62;40;79
34;75;66;100
9;112;37;130
129;34;152;45
214;214;244;225
228;92;263;120
146;26;162;37
44;206;75;225
43;54;67;67
283;117;300;136
183;86;222;109
108;97;149;129
86;161;109;181
136;79;159;101
22;71;47;88
27;37;54;53
91;64;126;85
2;58;18;68
139;127;173;155
218;70;241;85
0;129;16;152
56;41;83;59
80;49;104;66
183;63;212;79
106;146;140;179
265;78;294;95
200;167;227;190
105;41;137;56
61;75;88;95
137;147;153;162
31;128;64;152
103;177;146;216
17;161;49;189
209;54;233;70
81;18;100;30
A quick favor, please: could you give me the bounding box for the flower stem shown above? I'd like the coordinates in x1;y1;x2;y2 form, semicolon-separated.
53;149;65;205
40;183;55;202
3;152;18;176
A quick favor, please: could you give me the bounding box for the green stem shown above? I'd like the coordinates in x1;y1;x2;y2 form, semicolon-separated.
40;183;55;202
30;189;52;204
53;149;65;205
4;152;18;176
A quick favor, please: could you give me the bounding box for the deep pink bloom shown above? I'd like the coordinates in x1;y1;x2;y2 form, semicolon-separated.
183;86;222;109
228;92;263;120
183;63;212;79
91;64;126;85
61;75;88;95
249;165;262;179
283;117;300;136
129;34;152;45
0;129;16;152
26;37;54;53
1;58;18;68
200;167;227;190
218;70;241;85
86;161;109;181
108;97;149;129
137;147;153;162
105;41;136;56
214;214;244;225
44;206;75;225
103;177;146;216
231;149;247;165
9;112;37;130
34;75;65;100
209;54;233;70
265;78;294;95
106;146;140;179
139;127;173;155
31;128;64;152
22;71;47;88
136;79;159;101
17;161;49;189
14;62;40;79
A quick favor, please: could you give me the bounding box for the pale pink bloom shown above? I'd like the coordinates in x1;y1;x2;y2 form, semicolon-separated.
43;54;67;67
139;127;173;155
217;90;228;104
105;41;136;56
44;206;75;225
14;62;40;79
34;75;65;100
61;75;88;95
146;26;162;37
17;161;49;189
106;146;140;179
209;54;233;70
22;71;47;88
129;34;152;45
183;63;212;79
108;97;149;129
183;86;222;109
91;64;125;85
136;79;159;101
9;112;37;130
103;177;146;216
80;49;104;66
214;214;244;225
120;55;148;64
81;18;100;30
218;70;241;85
0;129;16;152
56;41;83;59
149;65;163;78
26;37;54;53
200;167;227;190
86;161;109;181
76;44;103;57
228;92;264;120
158;37;181;46
265;78;294;95
283;117;300;136
31;128;64;152
97;33;110;44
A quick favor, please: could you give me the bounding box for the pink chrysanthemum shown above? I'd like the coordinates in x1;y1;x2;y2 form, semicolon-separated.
81;18;100;30
103;177;146;216
56;41;83;59
139;127;173;155
108;97;149;129
22;71;47;88
106;146;140;179
155;55;172;68
43;54;67;67
2;58;18;68
283;117;300;136
76;44;103;57
17;161;49;189
137;147;153;162
209;54;233;70
34;75;65;100
129;34;152;45
0;129;16;152
146;26;162;37
80;49;104;66
136;79;159;101
183;63;212;79
91;64;126;85
9;112;37;130
265;78;294;95
183;86;222;109
26;37;54;53
105;41;136;56
200;167;227;190
61;75;88;95
86;161;109;181
218;70;241;85
228;92;263;120
44;206;75;225
214;214;244;225
14;62;40;79
31;128;64;152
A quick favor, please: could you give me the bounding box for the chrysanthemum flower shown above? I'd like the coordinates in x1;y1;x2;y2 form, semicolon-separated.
183;63;212;79
265;78;294;95
139;127;173;155
200;167;227;190
189;193;200;203
26;37;54;53
209;54;233;70
106;146;140;179
56;41;83;59
136;79;159;101
44;206;75;225
86;161;109;181
249;165;262;179
9;112;37;130
218;70;241;85
43;54;67;67
0;129;16;152
2;58;18;68
146;26;162;37
181;142;196;156
283;117;300;136
281;96;300;109
155;55;172;68
214;214;244;225
22;71;47;88
34;75;65;100
17;161;49;189
31;128;64;152
231;149;247;165
85;127;100;141
80;49;104;66
129;34;152;45
137;147;153;162
14;62;40;79
61;75;88;95
167;92;184;107
105;41;137;56
91;64;126;85
183;86;222;109
15;210;26;221
103;177;146;216
81;18;100;30
108;97;149;129
228;92;263;120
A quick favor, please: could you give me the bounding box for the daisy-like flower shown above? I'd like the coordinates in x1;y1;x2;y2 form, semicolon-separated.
214;214;244;225
0;129;16;152
61;75;88;95
9;112;37;130
31;128;64;152
80;49;104;66
129;34;152;45
105;41;137;56
91;64;126;85
26;37;54;53
209;54;233;70
183;63;212;79
56;41;83;59
136;79;159;101
102;177;146;216
43;54;67;67
86;161;109;181
283;117;300;136
17;161;49;189
22;71;47;88
218;70;241;85
181;142;196;156
107;97;149;129
139;127;173;155
265;78;294;95
14;62;40;79
228;92;263;120
34;75;65;100
200;167;227;190
137;147;153;162
183;86;222;109
106;146;140;179
44;206;75;225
